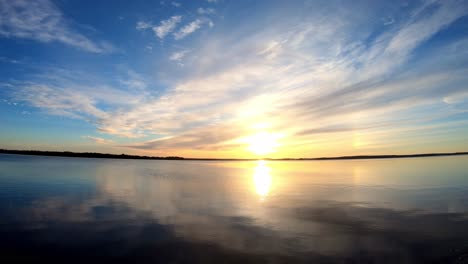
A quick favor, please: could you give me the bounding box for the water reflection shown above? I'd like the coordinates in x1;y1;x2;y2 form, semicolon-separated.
252;160;272;198
1;155;468;263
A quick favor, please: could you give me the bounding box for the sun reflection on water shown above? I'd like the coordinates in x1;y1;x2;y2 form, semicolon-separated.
253;160;272;198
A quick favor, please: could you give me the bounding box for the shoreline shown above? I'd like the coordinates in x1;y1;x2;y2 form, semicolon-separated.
1;149;467;161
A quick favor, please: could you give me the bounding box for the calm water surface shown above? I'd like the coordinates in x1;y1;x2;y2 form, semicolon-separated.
1;154;468;263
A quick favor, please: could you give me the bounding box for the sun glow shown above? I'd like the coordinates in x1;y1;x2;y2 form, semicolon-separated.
246;131;281;156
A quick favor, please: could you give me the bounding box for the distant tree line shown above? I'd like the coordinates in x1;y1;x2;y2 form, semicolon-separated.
0;148;467;161
0;149;184;160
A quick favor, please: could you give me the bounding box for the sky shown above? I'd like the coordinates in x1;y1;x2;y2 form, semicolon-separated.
0;0;467;158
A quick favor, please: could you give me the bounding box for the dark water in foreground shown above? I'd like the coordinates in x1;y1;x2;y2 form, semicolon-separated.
1;154;468;263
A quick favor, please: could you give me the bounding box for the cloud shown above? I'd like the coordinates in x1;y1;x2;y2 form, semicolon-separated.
136;21;152;31
443;90;468;105
174;19;211;40
120;0;468;154
153;15;182;39
0;0;115;53
84;136;114;144
119;70;148;91
11;68;147;124
382;16;395;25
385;1;467;58
169;50;190;61
15;84;108;120
197;8;215;15
139;15;211;41
122;123;247;151
0;56;21;64
171;1;181;7
10;0;468;156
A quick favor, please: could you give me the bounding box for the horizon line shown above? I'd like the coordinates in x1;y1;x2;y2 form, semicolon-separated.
1;149;467;161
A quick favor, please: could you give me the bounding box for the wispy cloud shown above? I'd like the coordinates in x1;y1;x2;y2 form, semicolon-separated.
121;0;468;155
119;70;148;91
382;16;395;26
84;136;113;144
12;68;146;124
174;19;211;39
15;84;109;120
137;13;213;41
0;56;21;64
171;2;181;7
443;90;468;105
10;0;468;156
136;21;152;31
197;7;215;15
153;15;182;39
0;0;115;53
169;50;190;61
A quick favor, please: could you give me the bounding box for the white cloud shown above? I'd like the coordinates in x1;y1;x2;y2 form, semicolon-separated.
174;19;204;40
12;68;147;125
206;0;217;3
15;84;108;120
169;50;190;61
136;21;152;30
197;7;215;15
171;1;181;7
0;0;115;53
385;1;467;57
153;15;182;39
443;90;468;104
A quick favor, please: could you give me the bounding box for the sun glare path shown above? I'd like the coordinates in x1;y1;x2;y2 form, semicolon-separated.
253;160;272;198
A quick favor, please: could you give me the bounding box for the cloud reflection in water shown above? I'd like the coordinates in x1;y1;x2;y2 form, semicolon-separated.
1;156;468;263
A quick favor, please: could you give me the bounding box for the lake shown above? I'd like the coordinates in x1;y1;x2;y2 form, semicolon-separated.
0;154;468;263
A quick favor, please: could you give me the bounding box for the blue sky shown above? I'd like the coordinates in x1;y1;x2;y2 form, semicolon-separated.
0;0;467;158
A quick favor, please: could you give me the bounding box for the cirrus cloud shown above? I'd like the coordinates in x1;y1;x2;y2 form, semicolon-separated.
0;0;116;53
9;0;468;157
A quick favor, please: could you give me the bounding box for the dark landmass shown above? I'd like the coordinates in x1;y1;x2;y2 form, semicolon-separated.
294;152;468;160
0;149;184;160
1;148;467;161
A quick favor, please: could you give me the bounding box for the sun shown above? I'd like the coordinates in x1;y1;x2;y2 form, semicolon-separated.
246;131;281;156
